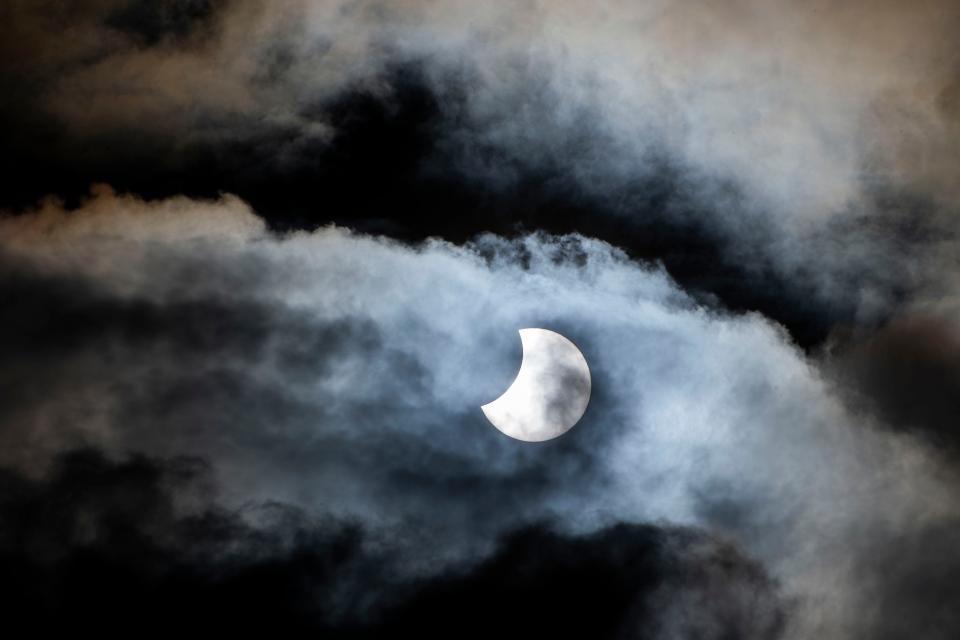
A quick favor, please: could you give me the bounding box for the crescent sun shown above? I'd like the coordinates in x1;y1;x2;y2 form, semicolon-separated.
481;328;591;442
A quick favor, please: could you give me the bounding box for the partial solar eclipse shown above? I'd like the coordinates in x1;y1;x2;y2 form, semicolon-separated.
481;328;591;442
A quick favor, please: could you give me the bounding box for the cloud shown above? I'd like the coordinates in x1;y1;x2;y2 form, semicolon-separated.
822;313;960;454
3;4;960;638
0;448;786;638
2;188;960;637
3;1;960;332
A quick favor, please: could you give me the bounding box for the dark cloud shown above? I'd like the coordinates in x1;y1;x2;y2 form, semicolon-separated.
0;447;386;636
0;448;787;638
384;524;786;640
823;314;960;453
853;517;960;640
105;0;223;45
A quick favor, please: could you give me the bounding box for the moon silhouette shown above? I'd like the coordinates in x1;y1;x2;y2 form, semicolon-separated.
481;328;591;442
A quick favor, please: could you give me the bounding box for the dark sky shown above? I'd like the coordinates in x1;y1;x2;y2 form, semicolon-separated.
2;1;960;638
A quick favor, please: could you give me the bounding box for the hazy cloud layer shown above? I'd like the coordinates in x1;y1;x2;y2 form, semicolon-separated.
2;189;959;638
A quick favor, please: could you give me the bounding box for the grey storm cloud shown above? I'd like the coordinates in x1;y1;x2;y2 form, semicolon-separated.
2;187;960;638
